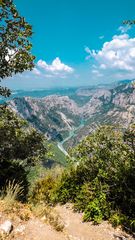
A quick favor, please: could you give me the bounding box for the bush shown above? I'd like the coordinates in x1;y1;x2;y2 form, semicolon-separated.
83;199;103;224
52;166;84;204
74;183;93;212
23;124;135;232
29;175;56;204
50;125;135;232
109;212;127;228
29;167;63;205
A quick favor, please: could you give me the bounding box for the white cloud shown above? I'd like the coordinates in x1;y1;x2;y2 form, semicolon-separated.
84;46;91;54
37;57;74;74
118;25;131;34
32;68;41;76
84;47;97;60
30;57;74;79
85;33;135;81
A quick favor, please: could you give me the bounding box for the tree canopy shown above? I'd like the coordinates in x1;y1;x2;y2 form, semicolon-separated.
0;107;48;199
0;0;35;96
0;1;46;200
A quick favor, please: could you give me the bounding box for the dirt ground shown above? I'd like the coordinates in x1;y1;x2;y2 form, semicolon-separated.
0;204;134;240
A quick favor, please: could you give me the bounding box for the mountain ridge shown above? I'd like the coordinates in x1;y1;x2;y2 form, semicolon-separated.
8;81;135;150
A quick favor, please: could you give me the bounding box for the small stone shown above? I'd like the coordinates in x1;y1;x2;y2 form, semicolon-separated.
0;220;13;234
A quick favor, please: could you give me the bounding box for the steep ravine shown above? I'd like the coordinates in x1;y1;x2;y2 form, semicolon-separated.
8;82;135;153
57;119;85;156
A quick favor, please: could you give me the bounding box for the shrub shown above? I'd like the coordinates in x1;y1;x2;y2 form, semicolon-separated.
29;167;63;205
74;183;94;212
109;212;127;227
52;166;84;204
50;125;135;233
83;199;103;224
83;192;110;224
29;175;55;205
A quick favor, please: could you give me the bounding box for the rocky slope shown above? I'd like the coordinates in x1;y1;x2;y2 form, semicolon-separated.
8;81;135;147
9;95;81;141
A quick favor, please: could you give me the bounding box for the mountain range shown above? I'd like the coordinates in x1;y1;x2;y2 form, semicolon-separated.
8;80;135;151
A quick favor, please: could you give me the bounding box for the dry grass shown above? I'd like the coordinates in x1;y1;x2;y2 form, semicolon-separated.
0;199;32;221
31;203;64;232
0;180;23;207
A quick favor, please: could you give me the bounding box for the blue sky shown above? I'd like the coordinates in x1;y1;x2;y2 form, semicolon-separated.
3;0;135;89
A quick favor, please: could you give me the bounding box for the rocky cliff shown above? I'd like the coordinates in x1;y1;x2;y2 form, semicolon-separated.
8;82;135;146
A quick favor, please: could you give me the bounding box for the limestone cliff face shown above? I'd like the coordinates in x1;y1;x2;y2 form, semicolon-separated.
8;82;135;142
9;95;82;141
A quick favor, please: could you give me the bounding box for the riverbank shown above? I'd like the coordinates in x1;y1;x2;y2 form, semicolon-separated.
57;120;85;156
